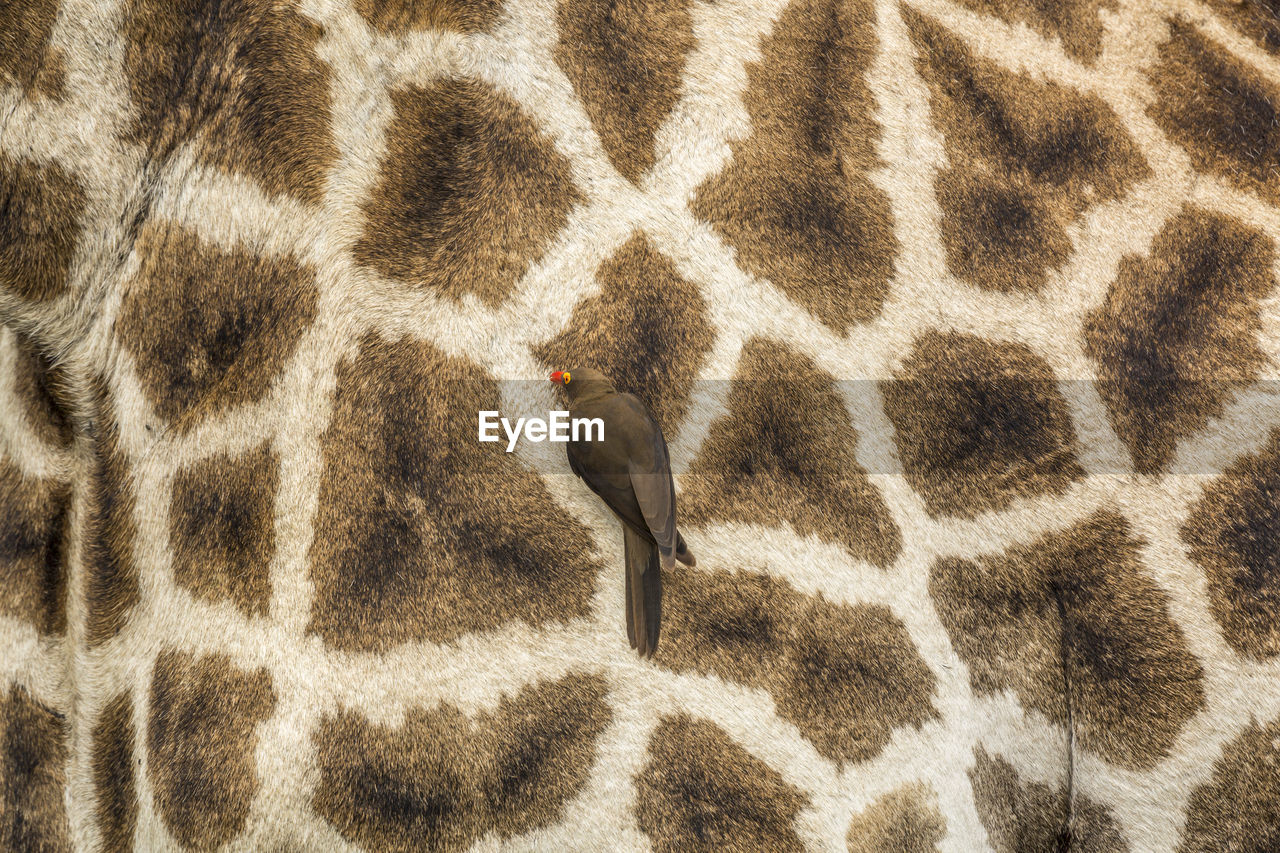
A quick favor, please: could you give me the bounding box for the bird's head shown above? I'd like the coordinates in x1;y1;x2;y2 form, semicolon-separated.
549;367;613;399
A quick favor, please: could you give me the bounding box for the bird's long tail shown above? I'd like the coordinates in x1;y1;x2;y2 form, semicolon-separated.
623;526;662;657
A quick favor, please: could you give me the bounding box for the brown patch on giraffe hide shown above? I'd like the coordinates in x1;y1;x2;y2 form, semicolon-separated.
0;154;86;303
480;674;611;837
1182;429;1280;659
691;0;896;333
1151;20;1280;206
936;169;1074;293
1178;717;1280;852
1083;207;1274;474
123;0;338;203
0;461;69;636
84;379;141;648
905;8;1148;293
317;703;480;852
533;235;714;435
882;331;1084;519
2;686;71;852
147;650;276;849
969;749;1127;853
91;692;137;853
636;714;807;853
313;672;610;851
0;0;66;96
779;599;937;765
1206;0;1280;54
171;443;277;617
654;566;786;690
657;565;937;765
681;338;901;568
118;223;318;432
354;0;501;33
308;333;600;652
845;784;945;853
11;331;72;448
355;79;581;306
932;512;1205;769
948;0;1115;62
555;0;693;183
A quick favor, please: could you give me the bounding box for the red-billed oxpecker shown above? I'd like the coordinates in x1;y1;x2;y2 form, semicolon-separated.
550;367;695;657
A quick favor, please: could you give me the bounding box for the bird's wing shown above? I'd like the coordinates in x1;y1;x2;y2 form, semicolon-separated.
628;457;677;557
624;532;635;649
620;395;678;556
623;524;661;656
629;462;676;555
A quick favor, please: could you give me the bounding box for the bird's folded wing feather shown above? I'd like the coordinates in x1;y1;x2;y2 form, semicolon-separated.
628;458;677;556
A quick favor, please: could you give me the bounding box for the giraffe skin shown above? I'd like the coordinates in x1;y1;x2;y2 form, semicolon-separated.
2;0;1280;850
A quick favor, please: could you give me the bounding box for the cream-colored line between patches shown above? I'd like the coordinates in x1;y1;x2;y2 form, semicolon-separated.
1169;0;1280;82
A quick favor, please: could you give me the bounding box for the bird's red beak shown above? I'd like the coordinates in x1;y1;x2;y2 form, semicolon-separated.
549;371;564;384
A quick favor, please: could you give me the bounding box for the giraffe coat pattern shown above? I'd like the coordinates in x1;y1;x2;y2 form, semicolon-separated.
2;0;1280;850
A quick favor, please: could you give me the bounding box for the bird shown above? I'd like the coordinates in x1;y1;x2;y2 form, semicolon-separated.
550;367;695;657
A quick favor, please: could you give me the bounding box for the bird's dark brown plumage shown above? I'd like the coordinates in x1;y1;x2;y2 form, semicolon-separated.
553;367;694;657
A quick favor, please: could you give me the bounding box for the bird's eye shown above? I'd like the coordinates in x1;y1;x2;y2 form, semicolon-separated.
563;371;571;384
